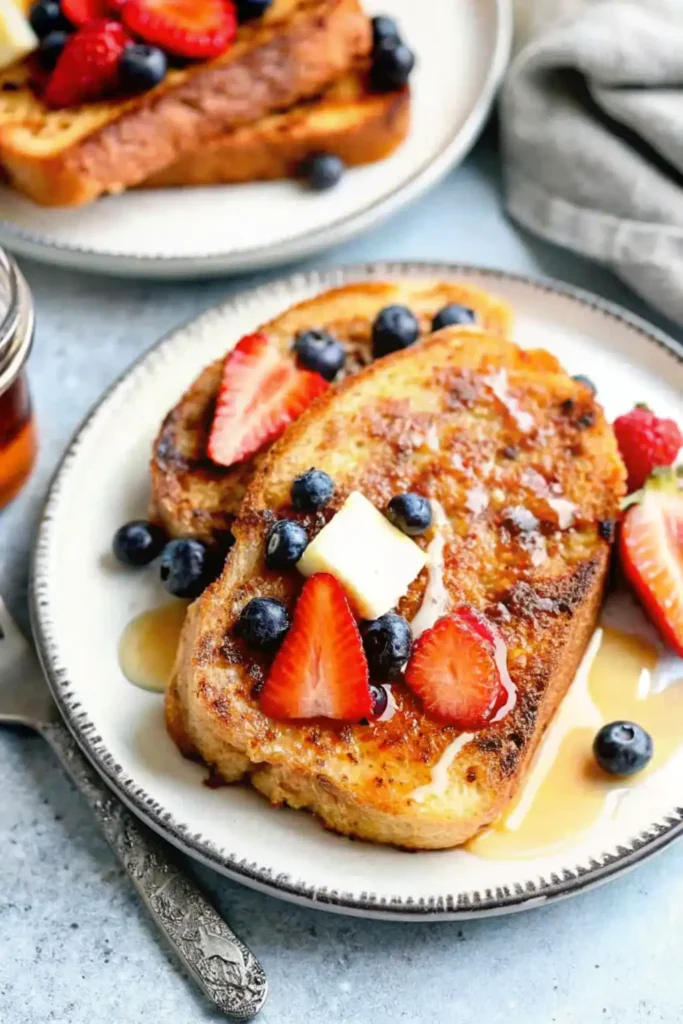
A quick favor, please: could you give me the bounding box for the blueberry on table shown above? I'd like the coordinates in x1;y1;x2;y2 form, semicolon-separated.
294;329;345;382
265;520;309;570
370;39;415;92
37;29;69;70
572;374;597;394
300;152;345;192
236;0;273;22
593;721;653;777
372;305;419;359
387;493;432;536
120;43;168;93
160;538;217;599
237;597;290;652
432;304;476;331
362;613;413;680
113;521;166;567
291;468;335;512
371;14;400;49
30;0;70;38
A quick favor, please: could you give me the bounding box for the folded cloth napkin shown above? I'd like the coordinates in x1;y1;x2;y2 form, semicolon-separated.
502;0;683;325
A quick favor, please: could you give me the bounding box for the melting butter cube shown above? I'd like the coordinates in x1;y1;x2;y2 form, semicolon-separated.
297;491;427;619
0;1;38;71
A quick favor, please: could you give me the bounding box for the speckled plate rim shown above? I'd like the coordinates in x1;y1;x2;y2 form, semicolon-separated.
0;0;512;279
30;261;683;921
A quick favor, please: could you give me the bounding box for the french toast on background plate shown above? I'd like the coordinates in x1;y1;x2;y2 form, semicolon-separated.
168;324;626;850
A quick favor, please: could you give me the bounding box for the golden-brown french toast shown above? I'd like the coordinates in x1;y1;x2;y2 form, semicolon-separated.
169;327;626;850
142;68;409;188
150;279;515;547
0;0;370;206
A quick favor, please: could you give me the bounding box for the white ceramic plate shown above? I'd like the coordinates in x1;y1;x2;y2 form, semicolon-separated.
0;0;511;278
31;262;683;920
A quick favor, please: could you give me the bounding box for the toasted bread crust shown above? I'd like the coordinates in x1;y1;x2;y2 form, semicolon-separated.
142;72;410;188
0;0;371;206
150;280;515;545
169;327;626;849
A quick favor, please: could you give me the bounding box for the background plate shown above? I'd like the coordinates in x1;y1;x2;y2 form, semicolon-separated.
0;0;511;277
31;262;683;920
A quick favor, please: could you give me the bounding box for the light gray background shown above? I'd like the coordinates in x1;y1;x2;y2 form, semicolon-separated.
2;134;683;1024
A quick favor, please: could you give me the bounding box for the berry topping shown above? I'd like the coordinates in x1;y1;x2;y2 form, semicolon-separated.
613;405;682;493
370;38;415;92
620;469;683;655
112;520;166;566
265;519;309;571
237;597;290;652
160;537;218;598
38;29;69;69
572;373;597;394
387;492;432;536
259;573;372;722
119;41;168;92
293;328;345;382
291;467;335;512
371;14;399;49
235;0;272;21
62;0;109;27
362;612;412;680
593;721;653;777
372;304;419;359
44;19;129;108
369;682;389;719
30;0;71;38
300;151;345;191
432;304;476;331
405;611;507;730
122;0;237;60
207;333;328;468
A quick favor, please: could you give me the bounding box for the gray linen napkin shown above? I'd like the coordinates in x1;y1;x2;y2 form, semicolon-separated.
502;0;683;324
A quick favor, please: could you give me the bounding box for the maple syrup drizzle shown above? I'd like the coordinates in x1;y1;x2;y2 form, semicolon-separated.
118;601;188;693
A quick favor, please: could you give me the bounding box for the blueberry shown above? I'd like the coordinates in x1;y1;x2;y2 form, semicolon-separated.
387;493;432;536
37;29;69;70
369;683;389;719
120;43;168;94
362;613;413;680
372;305;419;359
112;521;166;567
236;0;272;21
300;151;345;192
160;538;218;599
265;520;309;570
371;14;400;49
294;329;345;382
370;39;415;92
572;374;597;394
29;0;69;38
593;721;653;777
291;468;335;512
237;597;290;652
432;304;476;331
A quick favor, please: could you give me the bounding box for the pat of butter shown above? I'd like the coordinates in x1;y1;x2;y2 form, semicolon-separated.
297;490;427;619
0;0;38;71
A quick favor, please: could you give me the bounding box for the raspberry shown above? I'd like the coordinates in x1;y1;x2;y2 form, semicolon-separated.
613;405;682;493
44;19;130;108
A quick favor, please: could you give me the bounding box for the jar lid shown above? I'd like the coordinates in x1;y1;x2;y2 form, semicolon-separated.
0;249;34;396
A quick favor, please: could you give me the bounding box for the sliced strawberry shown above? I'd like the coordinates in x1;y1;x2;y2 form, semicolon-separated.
405;611;507;730
620;470;683;655
207;332;328;468
122;0;237;59
44;19;130;108
63;0;111;27
260;574;372;722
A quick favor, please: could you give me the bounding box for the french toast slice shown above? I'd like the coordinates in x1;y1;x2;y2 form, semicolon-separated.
141;68;410;188
169;326;626;850
150;279;515;547
0;0;370;206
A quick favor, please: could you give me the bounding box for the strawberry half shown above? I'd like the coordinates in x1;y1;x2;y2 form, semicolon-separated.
44;19;130;108
122;0;237;59
63;0;111;27
620;469;683;655
260;573;372;722
207;332;328;468
405;611;508;730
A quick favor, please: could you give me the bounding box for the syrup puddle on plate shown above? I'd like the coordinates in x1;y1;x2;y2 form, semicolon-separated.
468;597;683;859
118;600;188;692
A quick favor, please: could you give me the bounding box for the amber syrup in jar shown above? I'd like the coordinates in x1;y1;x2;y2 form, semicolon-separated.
0;252;36;510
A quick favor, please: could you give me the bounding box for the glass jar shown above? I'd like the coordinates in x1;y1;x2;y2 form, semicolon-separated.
0;249;35;509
